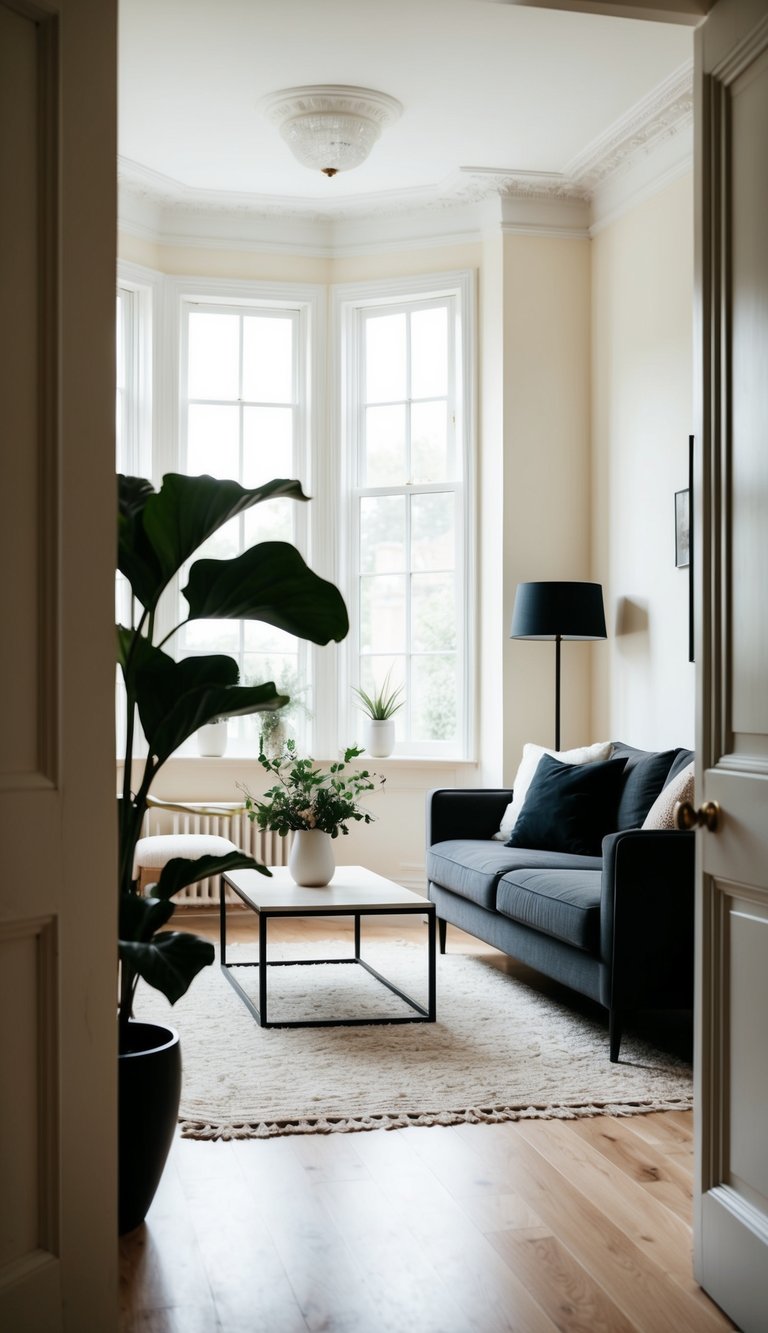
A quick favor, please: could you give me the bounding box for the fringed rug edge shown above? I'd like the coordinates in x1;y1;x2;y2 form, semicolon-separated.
179;1096;694;1141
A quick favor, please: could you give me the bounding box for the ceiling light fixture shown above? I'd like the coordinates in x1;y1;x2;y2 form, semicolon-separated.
261;85;402;178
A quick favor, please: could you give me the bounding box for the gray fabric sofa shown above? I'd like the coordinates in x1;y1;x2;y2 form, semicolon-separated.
426;742;695;1061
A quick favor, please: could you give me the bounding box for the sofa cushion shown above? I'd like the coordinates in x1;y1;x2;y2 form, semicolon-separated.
426;840;601;911
506;754;628;856
493;739;613;841
642;760;695;829
666;747;695;784
496;869;602;953
614;748;678;829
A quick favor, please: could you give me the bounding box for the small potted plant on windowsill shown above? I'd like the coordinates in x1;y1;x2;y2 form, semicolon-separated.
352;670;404;757
240;739;385;886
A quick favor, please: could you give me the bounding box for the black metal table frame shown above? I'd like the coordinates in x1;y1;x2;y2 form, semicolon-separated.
220;876;437;1029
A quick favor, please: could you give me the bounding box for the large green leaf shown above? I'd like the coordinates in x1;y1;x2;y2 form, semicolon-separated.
118;932;215;1005
119;892;174;942
184;542;349;644
118;476;164;613
134;650;287;767
118;473;311;612
153;851;272;901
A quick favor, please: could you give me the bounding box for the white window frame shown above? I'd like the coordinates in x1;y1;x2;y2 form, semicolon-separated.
116;262;156;479
333;270;476;761
135;275;330;754
116;263;157;757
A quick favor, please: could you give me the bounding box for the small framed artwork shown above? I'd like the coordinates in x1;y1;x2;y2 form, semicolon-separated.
675;487;690;568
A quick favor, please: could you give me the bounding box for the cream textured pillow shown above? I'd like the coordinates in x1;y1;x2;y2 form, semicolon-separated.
494;740;614;842
641;761;695;830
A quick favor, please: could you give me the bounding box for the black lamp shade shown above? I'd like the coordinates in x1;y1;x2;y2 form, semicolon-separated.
510;581;607;642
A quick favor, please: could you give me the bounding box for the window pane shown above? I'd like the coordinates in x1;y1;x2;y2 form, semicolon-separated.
187;404;239;478
365;404;406;487
411;573;456;651
182;622;239;654
243;406;293;488
243;620;297;654
243;498;293;547
411;400;449;483
188;312;239;400
360;575;406;653
411;493;454;572
411;306;447;399
359;654;404;699
116;296;124;388
237;653;305;752
243;315;293;404
360;496;405;574
365;313;406;403
191;514;239;563
411;655;457;742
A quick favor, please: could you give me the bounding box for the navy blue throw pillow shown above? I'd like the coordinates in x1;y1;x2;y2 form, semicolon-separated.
506;752;629;856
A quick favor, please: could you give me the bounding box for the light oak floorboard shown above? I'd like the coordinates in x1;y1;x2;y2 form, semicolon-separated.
120;915;733;1333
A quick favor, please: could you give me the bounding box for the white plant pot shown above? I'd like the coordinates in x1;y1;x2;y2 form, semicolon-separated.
288;829;335;888
197;719;228;757
363;717;395;758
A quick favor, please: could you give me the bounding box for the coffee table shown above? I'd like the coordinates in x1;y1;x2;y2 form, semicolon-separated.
220;865;436;1028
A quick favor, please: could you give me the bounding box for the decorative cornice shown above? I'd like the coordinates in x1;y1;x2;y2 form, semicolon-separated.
456;168;592;205
565;59;693;189
118;60;694;250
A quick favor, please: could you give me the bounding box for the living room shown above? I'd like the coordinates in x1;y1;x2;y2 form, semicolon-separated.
114;0;705;1322
5;0;766;1329
116;1;696;887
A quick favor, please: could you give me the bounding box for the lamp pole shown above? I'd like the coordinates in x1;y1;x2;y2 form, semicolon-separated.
554;634;562;751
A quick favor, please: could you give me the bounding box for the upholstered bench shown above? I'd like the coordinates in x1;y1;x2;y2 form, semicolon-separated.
133;833;238;895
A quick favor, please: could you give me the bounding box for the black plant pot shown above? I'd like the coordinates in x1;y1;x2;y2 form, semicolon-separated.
118;1020;181;1235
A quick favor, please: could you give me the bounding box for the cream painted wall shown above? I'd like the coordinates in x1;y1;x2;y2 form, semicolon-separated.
502;233;594;780
591;172;694;750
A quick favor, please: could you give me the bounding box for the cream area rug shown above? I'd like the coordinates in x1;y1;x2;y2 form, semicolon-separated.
134;938;692;1140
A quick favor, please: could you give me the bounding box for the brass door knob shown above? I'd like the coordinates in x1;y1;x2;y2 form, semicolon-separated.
675;800;720;832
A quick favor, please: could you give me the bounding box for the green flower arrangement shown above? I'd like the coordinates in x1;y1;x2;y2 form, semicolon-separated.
241;739;385;838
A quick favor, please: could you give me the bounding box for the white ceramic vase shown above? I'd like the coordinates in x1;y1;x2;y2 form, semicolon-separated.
197;719;228;757
288;829;335;887
362;717;395;758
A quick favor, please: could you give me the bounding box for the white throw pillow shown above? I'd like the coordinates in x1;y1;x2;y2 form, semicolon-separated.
641;761;695;830
494;740;614;842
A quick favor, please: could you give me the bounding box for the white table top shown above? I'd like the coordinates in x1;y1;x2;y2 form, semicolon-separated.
223;864;430;913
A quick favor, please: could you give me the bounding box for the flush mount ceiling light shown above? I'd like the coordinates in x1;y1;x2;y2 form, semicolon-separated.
261;85;402;178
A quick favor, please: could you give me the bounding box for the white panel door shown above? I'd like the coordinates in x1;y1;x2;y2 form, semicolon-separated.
0;0;118;1329
694;0;768;1327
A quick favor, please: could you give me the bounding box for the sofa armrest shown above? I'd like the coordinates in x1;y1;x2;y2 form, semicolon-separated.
426;788;514;846
600;828;695;1010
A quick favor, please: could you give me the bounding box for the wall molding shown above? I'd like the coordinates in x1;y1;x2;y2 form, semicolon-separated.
118;60;693;255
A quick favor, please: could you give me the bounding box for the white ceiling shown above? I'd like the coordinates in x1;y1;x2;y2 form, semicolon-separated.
118;0;692;212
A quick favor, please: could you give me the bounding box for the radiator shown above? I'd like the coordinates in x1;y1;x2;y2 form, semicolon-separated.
141;802;288;907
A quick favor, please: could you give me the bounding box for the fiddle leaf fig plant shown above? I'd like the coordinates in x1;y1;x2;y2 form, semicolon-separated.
117;472;349;1032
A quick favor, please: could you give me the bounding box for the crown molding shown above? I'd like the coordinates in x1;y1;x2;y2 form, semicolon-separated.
118;60;693;255
564;59;693;189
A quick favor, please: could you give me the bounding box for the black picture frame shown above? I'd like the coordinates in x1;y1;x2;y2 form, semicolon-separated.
675;488;690;569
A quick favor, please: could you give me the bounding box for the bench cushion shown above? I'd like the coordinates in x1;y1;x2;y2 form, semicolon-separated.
496;868;602;953
427;840;601;911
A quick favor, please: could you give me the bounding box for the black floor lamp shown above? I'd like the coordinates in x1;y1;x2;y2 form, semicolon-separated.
510;581;607;751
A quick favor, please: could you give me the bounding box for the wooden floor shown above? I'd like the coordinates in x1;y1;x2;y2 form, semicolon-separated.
120;914;735;1333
